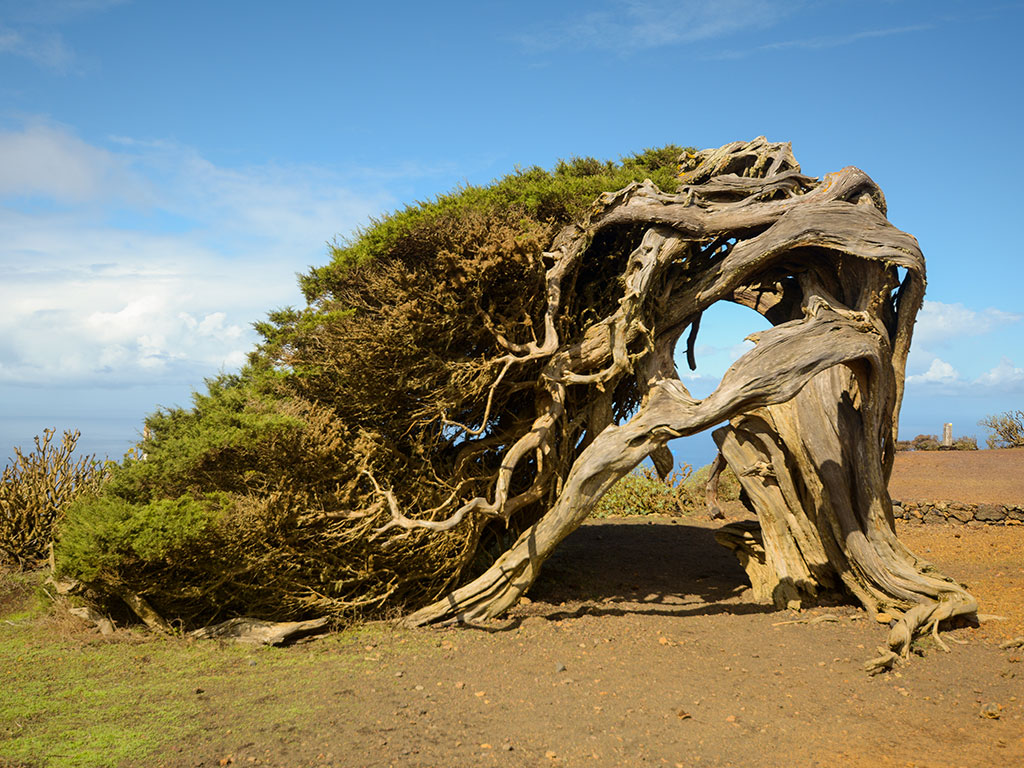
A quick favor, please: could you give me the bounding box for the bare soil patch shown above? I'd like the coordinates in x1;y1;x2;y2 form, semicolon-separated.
131;513;1023;768
4;450;1023;768
889;446;1024;504
142;450;1024;767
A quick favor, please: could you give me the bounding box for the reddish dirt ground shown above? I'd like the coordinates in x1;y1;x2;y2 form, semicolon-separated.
889;446;1024;504
162;449;1024;768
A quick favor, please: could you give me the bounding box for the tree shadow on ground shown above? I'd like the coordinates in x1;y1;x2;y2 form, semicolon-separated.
520;518;777;622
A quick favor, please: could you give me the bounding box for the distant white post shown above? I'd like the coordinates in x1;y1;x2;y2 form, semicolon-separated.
942;423;953;447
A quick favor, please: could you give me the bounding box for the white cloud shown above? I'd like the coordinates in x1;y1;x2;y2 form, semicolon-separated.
912;300;1022;346
906;355;1024;395
0;227;263;384
0;120;394;388
0;121;150;202
976;357;1024;389
519;0;790;53
906;358;960;385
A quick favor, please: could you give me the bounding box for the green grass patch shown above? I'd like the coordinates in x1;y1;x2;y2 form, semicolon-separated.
0;584;409;768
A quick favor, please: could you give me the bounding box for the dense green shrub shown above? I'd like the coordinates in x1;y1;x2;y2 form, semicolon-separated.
55;146;691;628
58;494;221;583
1;429;104;569
979;410;1024;448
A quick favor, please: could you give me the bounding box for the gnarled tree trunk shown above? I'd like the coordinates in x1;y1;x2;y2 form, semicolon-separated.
397;138;975;669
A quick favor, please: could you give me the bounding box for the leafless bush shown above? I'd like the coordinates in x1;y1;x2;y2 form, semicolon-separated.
979;410;1024;449
1;429;105;569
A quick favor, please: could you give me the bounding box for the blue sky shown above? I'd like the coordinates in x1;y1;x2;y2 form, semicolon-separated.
1;0;1022;467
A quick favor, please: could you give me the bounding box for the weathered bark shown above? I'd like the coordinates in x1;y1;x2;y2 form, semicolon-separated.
397;138;975;667
189;617;330;646
116;587;174;634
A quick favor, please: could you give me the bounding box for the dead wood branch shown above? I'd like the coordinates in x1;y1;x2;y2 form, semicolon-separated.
190;617;329;646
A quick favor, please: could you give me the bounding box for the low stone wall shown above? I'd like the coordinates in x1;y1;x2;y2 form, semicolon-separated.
893;500;1024;525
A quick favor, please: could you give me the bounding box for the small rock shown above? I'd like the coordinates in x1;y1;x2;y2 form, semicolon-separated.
976;504;1006;522
980;702;1002;719
555;663;567;673
68;605;115;635
875;612;894;624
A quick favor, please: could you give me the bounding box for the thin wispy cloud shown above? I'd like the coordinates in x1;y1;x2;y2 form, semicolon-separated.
708;23;932;60
10;0;130;25
0;22;74;71
757;24;931;52
0;0;128;72
518;0;793;54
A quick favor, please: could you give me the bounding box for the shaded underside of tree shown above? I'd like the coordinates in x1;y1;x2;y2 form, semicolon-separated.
56;139;975;664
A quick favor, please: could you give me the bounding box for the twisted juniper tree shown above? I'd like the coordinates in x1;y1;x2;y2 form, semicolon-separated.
389;138;975;669
59;139;974;668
